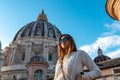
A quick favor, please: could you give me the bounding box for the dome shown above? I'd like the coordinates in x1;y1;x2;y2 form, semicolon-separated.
30;55;44;62
94;47;111;63
94;55;111;63
13;9;61;41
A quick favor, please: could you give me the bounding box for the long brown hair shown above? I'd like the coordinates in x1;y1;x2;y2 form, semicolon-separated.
58;34;77;63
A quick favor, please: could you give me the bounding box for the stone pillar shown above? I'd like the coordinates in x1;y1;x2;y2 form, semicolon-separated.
43;42;48;62
9;48;14;64
25;43;32;63
10;45;17;64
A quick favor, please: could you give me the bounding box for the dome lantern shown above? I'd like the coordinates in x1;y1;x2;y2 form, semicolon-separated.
37;9;48;21
98;47;103;56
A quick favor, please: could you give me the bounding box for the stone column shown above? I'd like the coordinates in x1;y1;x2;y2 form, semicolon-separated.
43;43;48;62
10;45;17;64
9;48;14;65
24;43;32;63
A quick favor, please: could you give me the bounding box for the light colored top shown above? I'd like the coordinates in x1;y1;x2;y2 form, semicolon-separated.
54;50;102;80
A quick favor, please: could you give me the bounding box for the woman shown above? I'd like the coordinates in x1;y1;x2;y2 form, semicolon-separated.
54;34;102;80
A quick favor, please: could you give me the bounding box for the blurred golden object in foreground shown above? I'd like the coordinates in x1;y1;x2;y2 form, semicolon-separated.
106;0;120;20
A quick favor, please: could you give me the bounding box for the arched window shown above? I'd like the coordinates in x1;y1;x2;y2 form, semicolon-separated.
22;52;25;61
33;70;43;80
48;54;52;61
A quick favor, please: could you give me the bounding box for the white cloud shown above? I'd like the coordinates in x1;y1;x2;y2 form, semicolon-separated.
105;21;120;29
80;21;120;59
80;35;120;55
103;21;120;36
107;49;120;58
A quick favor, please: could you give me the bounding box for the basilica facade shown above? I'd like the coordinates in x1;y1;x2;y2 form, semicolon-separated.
0;10;61;80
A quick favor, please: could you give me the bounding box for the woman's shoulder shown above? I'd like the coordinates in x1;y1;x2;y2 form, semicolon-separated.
77;50;87;54
77;50;88;56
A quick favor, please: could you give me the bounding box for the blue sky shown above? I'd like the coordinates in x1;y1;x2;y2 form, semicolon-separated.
0;0;120;59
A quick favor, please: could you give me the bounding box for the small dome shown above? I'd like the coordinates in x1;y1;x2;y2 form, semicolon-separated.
94;55;111;63
13;9;61;41
94;47;111;63
30;55;44;62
